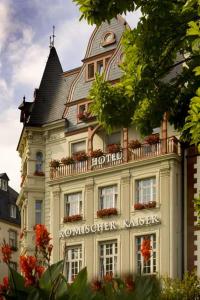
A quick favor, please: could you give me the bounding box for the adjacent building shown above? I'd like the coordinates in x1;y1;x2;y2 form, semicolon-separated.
0;173;20;280
17;16;186;282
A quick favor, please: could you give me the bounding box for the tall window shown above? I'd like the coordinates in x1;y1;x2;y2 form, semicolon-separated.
71;141;86;155
35;152;43;173
10;204;17;218
66;245;82;282
65;193;82;216
99;185;117;209
9;230;17;249
136;234;156;274
99;240;118;278
35;200;42;224
136;177;156;204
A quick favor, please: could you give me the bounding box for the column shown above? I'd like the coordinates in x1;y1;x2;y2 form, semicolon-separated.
123;128;129;162
51;186;61;263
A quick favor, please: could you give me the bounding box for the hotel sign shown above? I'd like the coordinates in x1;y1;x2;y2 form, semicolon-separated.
91;152;123;167
59;215;161;239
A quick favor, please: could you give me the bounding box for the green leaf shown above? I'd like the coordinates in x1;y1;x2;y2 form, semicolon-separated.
193;66;200;76
68;267;88;298
39;260;64;297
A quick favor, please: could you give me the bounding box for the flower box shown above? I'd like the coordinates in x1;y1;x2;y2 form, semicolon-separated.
78;111;95;122
107;144;122;154
145;134;160;145
144;201;156;209
90;149;104;158
134;203;145;210
49;160;60;168
97;208;118;218
61;157;75;165
63;214;82;223
134;201;156;210
34;171;45;176
73;151;88;162
128;139;141;150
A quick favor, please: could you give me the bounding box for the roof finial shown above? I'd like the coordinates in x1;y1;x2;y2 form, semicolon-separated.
52;25;55;47
49;26;56;49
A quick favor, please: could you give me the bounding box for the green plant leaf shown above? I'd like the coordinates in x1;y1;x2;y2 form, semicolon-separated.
39;260;64;297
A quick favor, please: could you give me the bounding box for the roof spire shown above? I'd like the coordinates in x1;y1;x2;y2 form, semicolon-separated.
49;25;56;49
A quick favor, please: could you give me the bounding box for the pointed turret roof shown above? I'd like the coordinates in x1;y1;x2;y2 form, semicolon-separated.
27;46;69;125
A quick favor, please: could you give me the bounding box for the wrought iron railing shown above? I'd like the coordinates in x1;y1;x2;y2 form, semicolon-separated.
50;136;181;180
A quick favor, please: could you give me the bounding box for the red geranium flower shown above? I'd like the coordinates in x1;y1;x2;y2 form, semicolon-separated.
35;224;51;251
141;238;152;262
20;255;44;287
1;244;12;263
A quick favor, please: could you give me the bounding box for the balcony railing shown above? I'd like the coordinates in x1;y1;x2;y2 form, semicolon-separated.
50;136;181;180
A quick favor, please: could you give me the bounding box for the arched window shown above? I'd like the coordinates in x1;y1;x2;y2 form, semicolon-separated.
35;152;43;173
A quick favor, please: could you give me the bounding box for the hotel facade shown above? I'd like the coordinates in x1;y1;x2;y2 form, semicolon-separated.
17;16;192;282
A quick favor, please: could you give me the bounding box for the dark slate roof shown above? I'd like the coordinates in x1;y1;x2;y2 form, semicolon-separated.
0;184;20;226
27;47;75;126
0;173;9;181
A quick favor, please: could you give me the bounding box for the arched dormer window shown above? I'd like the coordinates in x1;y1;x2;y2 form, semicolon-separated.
101;32;116;47
35;152;44;176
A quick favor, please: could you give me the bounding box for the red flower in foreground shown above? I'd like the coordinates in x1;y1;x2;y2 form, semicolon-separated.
91;279;102;291
125;275;135;291
103;272;113;282
35;224;51;251
1;244;12;263
20;255;44;287
0;276;9;298
141;239;152;262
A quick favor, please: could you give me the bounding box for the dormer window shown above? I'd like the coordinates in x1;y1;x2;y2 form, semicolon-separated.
0;179;8;191
77;102;93;122
88;63;95;80
102;32;116;47
10;204;17;218
86;56;111;81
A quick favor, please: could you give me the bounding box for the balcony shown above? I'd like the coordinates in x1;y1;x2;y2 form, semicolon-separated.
50;136;181;180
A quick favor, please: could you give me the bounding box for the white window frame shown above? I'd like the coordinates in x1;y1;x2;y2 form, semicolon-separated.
66;245;82;283
136;177;156;204
9;230;17;248
99;240;118;278
136;234;156;274
99;185;117;210
65;192;82;217
35;200;42;224
10;204;17;218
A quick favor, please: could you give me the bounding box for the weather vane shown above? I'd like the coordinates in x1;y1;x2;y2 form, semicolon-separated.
49;26;56;48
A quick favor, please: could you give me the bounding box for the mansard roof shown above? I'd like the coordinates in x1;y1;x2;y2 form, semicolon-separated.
19;17;128;129
0;180;20;226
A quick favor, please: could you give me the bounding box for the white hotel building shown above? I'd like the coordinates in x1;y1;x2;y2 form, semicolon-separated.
17;16;186;282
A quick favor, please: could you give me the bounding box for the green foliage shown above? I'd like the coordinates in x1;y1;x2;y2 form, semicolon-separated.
89;74;135;132
76;0;200;146
161;272;200;299
183;89;200;150
73;0;135;25
194;193;200;225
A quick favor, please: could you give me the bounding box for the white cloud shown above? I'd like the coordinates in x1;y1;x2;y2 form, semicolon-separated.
0;0;10;49
0;107;21;192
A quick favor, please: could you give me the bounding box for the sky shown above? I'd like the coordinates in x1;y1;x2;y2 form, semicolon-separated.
0;0;141;192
